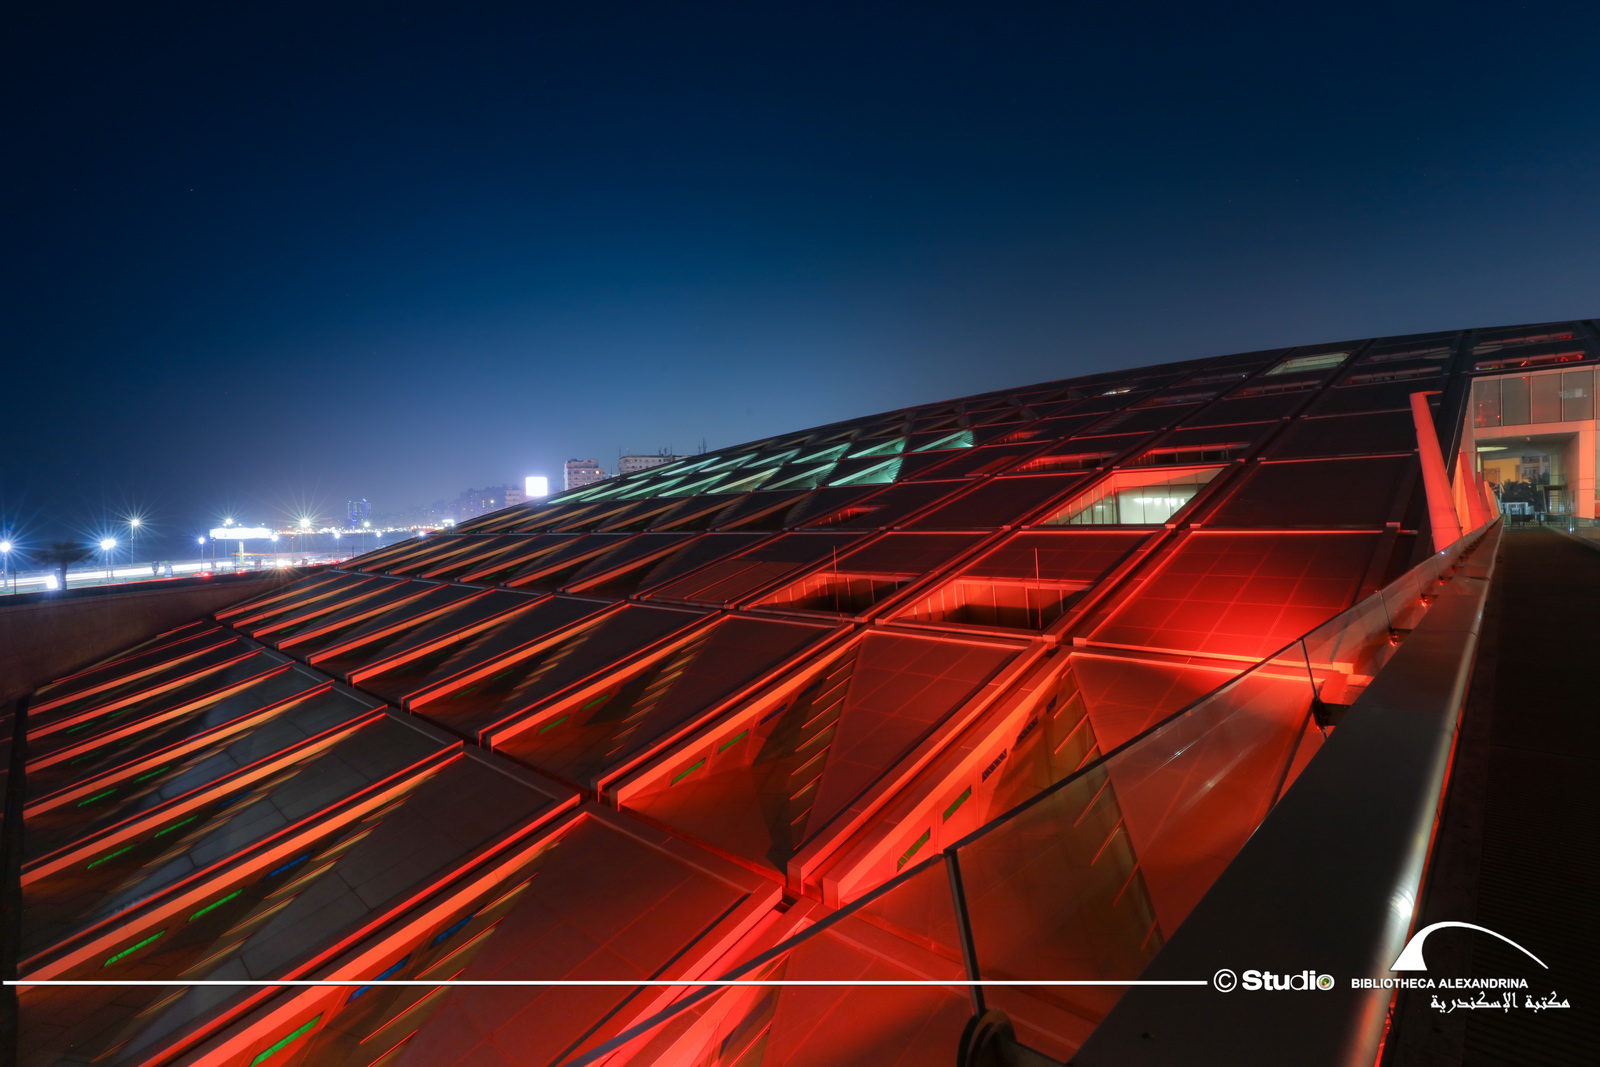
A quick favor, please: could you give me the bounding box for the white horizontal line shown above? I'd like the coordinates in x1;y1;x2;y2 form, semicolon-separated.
6;979;1208;988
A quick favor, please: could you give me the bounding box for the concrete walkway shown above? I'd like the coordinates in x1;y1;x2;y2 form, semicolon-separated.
1388;526;1598;1065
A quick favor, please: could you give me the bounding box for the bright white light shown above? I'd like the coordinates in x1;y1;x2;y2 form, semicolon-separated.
270;534;279;542
45;574;59;590
298;517;313;529
129;517;142;529
527;475;549;498
198;537;206;545
100;538;117;551
224;517;234;526
363;520;370;527
0;540;11;553
333;531;341;539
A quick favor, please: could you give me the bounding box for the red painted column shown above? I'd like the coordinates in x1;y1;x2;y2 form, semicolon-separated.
1480;473;1500;523
1411;391;1464;550
1457;450;1490;531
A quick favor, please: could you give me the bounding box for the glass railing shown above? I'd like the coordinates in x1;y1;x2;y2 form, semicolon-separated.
558;522;1498;1065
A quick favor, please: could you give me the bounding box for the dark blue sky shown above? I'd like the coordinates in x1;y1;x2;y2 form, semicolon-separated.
5;1;1599;550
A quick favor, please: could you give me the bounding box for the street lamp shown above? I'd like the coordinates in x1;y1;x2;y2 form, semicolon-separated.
99;537;118;580
1;539;12;594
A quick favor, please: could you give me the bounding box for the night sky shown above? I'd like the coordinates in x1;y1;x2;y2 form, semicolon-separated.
6;1;1600;556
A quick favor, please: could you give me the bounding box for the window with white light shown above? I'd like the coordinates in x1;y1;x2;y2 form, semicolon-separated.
1042;466;1224;525
1265;351;1348;375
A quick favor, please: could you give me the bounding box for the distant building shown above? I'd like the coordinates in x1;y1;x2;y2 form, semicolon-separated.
565;459;607;492
618;452;685;475
454;485;520;523
346;499;371;526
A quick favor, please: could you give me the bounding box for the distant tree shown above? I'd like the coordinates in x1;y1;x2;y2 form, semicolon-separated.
36;542;94;591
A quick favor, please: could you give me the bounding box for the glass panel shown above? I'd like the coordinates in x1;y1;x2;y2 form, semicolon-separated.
959;646;1314;1055
642;531;863;605
1562;369;1594;421
21;755;567;1067
351;596;611;703
1501;374;1530;424
1272;411;1419;458
23;689;384;861
228;574;383;632
28;636;255;727
30;626;232;709
22;712;445;954
28;654;300;764
614;533;768;595
455;533;581;585
215;571;353;622
1089;532;1380;659
1472;378;1503;428
799;481;959;530
407;605;708;738
250;578;432;645
908;474;1090;529
624;633;1019;874
550;534;698;595
214;811;780;1067
310;590;537;679
1207;456;1410;528
1529;372;1563;423
1307;379;1436;416
410;535;528;579
281;584;478;659
1265;351;1347;375
491;617;837;785
1042;467;1221;526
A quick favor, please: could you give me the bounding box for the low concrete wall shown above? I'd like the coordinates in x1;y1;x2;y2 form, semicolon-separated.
0;570;314;704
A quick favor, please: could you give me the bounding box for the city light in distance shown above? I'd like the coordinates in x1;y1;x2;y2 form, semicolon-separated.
209;526;274;540
527;475;549;498
99;538;117;551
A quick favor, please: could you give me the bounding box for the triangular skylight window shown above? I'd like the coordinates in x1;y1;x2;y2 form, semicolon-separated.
1043;466;1224;525
829;457;902;486
914;430;974;452
710;469;776;494
763;463;837;491
848;437;906;459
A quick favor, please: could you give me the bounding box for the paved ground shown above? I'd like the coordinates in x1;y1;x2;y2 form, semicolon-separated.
1388;526;1598;1065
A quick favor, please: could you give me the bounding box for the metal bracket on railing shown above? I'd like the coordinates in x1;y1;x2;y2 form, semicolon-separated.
957;1010;1066;1067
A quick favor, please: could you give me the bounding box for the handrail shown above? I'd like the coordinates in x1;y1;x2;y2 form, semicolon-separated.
1073;520;1501;1066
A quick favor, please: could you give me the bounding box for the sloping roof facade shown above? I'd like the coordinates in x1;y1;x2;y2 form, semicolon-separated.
10;320;1597;1065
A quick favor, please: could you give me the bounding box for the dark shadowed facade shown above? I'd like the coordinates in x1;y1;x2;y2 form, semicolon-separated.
7;321;1595;1066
